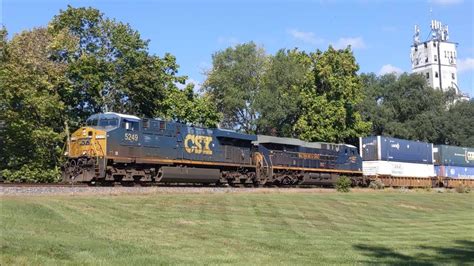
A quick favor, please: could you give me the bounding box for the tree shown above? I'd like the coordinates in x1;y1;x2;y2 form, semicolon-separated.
442;99;474;146
48;5;186;122
359;72;452;143
160;84;222;128
255;49;307;136
294;47;371;143
0;28;68;181
359;72;474;146
203;42;267;133
0;27;9;172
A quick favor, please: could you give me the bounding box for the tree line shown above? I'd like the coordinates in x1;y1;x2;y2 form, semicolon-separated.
0;6;473;182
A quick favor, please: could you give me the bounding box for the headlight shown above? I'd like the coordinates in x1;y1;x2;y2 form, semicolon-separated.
95;134;106;139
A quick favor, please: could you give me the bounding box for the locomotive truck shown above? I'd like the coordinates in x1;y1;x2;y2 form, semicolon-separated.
62;112;364;186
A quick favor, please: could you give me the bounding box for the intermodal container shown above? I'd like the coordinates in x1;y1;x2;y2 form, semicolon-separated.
360;136;433;164
435;165;474;179
363;161;435;178
433;145;474;167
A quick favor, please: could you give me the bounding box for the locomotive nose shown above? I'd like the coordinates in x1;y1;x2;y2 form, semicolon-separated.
69;127;107;158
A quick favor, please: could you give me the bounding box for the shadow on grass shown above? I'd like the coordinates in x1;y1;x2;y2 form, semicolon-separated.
354;240;474;265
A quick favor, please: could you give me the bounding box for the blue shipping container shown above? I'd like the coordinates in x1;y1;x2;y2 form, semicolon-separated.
434;145;474;167
435;165;474;179
360;136;433;164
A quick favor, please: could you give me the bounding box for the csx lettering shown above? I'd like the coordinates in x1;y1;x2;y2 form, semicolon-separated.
184;134;212;155
125;133;139;142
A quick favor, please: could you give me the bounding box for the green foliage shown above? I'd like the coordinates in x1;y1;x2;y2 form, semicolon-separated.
294;47;371;143
161;84;222;128
2;165;60;183
336;176;352;192
0;26;7;62
360;73;474;146
203;42;267;133
360;73;445;142
48;5;186;121
0;28;67;180
255;49;307;136
442;99;474;146
205;44;370;142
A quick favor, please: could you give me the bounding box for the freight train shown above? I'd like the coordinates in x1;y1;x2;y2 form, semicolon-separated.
360;136;474;187
62;112;364;186
62;112;474;188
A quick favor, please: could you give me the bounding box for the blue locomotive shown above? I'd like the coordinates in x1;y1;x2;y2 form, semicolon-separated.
62;112;363;186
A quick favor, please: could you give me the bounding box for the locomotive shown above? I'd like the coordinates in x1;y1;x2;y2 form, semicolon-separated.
62;112;364;186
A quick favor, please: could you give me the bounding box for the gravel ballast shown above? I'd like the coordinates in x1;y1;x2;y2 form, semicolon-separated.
0;185;342;196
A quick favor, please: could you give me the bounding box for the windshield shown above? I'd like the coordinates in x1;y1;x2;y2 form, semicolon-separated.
86;119;98;126
86;116;119;129
98;118;118;127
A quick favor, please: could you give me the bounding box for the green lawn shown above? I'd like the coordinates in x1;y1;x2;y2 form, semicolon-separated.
1;191;473;265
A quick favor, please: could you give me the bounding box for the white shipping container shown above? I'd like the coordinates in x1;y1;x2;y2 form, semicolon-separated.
363;161;435;178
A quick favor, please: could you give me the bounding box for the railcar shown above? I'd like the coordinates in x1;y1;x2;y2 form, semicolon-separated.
62;112;364;186
254;136;364;186
359;136;474;188
434;144;474;188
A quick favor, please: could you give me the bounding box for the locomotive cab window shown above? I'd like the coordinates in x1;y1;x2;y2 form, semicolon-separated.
159;121;166;130
86;119;98;126
122;119;139;131
98;118;118;128
143;119;150;129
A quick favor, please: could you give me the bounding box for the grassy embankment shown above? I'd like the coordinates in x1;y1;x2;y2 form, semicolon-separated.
1;191;473;265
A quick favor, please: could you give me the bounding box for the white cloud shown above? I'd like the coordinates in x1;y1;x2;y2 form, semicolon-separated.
457;58;474;73
332;37;366;50
378;64;404;76
430;0;463;5
287;29;325;45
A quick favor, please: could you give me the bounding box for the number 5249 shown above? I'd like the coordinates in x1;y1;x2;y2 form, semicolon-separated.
124;133;138;142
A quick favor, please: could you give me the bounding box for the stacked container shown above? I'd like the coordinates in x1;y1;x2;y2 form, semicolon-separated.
360;136;435;178
434;145;474;179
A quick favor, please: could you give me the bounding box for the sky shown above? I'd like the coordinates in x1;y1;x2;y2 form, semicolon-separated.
2;0;474;97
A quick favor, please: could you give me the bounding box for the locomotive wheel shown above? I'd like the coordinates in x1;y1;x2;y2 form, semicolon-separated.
282;176;292;186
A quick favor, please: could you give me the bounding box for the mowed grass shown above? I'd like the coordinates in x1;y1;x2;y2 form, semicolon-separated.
1;191;473;265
